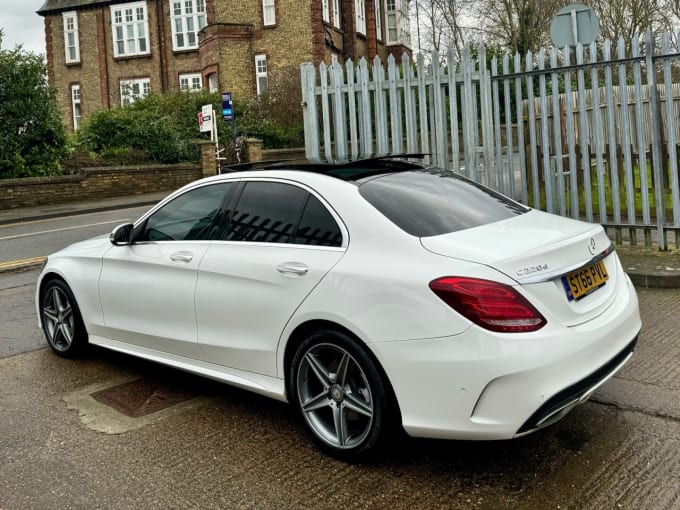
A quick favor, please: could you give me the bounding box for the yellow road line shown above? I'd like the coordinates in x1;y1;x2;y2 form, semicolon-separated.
0;256;47;271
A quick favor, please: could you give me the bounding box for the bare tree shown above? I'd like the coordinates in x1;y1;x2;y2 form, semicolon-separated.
413;0;478;58
474;0;569;55
413;0;678;60
592;0;673;50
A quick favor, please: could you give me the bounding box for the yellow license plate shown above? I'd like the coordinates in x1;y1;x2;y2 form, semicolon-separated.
562;260;609;301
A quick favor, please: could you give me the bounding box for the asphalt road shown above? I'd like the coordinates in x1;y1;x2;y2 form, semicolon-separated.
0;206;150;265
1;262;679;508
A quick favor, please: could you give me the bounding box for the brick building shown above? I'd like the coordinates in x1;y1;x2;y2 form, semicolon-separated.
37;0;412;132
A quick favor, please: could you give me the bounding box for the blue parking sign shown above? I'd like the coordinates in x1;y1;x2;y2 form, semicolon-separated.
222;92;233;121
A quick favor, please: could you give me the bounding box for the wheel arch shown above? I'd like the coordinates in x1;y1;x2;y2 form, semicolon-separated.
282;319;403;424
37;270;89;335
37;271;69;326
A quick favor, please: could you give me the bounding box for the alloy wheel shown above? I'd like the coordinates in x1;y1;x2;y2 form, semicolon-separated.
296;342;374;449
42;285;76;352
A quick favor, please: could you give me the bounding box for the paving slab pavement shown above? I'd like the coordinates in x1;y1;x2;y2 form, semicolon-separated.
1;286;678;509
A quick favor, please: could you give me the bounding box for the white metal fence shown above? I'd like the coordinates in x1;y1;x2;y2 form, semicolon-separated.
300;31;680;249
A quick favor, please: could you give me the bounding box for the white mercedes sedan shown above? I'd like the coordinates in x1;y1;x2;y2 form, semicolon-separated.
36;157;641;459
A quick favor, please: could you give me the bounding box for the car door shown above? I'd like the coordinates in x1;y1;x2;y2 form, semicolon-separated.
195;180;347;376
98;182;236;358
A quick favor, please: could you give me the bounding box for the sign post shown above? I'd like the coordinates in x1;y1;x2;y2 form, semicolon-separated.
199;103;224;173
199;104;214;136
221;92;236;145
550;4;599;48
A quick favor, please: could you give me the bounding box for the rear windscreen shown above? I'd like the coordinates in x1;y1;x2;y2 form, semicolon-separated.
358;169;529;237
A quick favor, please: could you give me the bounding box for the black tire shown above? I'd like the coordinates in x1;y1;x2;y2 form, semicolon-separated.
39;278;88;358
288;329;390;460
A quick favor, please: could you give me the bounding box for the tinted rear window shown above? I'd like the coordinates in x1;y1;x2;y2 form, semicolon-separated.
358;169;528;237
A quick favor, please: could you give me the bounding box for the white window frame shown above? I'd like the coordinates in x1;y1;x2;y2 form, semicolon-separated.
322;0;330;23
170;0;207;51
375;0;382;40
255;54;268;96
63;11;80;63
332;0;341;28
111;2;150;57
355;0;366;35
71;84;82;130
208;73;218;93
400;2;411;46
386;0;397;44
179;73;202;91
120;78;151;106
386;0;410;46
263;0;276;26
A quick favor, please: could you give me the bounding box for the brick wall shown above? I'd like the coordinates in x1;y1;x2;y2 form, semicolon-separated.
0;165;201;210
41;0;407;130
45;1;204;131
209;0;315;100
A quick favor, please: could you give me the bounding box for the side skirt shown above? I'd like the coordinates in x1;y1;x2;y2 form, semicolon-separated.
89;335;288;403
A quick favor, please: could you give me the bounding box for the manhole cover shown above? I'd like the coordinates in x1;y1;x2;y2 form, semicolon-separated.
91;377;199;418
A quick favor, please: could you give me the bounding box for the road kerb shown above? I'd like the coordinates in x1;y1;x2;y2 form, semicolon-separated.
0;256;47;273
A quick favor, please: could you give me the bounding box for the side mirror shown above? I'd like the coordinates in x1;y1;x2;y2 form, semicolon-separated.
110;223;134;246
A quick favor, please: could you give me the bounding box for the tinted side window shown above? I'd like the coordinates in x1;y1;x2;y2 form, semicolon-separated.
137;183;233;242
294;195;342;247
225;182;306;243
358;170;528;237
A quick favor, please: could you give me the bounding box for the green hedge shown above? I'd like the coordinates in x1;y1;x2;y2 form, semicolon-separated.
77;90;304;164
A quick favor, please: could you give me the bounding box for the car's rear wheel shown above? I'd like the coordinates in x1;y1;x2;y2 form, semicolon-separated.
289;330;390;459
40;278;88;357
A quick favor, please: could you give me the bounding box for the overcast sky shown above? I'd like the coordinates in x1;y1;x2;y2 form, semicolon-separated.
0;0;48;55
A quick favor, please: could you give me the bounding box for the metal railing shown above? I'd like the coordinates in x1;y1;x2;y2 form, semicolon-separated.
301;31;680;249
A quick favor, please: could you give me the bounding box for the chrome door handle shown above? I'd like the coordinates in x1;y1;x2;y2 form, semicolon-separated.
277;262;308;276
170;251;193;263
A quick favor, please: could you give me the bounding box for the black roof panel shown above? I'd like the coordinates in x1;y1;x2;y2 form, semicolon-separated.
222;154;429;181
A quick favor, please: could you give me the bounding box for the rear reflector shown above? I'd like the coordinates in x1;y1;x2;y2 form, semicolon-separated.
429;277;547;333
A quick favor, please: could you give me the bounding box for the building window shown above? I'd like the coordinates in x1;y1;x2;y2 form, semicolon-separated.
255;55;268;96
120;78;151;106
386;0;397;42
63;11;80;63
111;2;150;57
333;0;341;28
179;73;202;91
71;84;82;130
386;0;410;46
322;0;330;23
355;0;366;35
263;0;276;26
208;73;218;93
375;0;382;40
170;0;206;51
400;1;411;46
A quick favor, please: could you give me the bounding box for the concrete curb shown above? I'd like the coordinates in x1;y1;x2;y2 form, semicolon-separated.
0;257;47;274
626;272;680;290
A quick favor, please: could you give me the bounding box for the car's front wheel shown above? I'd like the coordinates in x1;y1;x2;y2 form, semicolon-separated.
289;330;391;459
40;278;88;357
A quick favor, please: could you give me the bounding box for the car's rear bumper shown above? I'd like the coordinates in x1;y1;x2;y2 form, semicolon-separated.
370;275;641;440
514;335;636;435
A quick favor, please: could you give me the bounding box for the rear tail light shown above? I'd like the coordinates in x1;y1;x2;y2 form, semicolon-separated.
429;277;546;333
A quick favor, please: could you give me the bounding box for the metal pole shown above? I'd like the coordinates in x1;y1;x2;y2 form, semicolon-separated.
646;31;667;250
213;107;221;174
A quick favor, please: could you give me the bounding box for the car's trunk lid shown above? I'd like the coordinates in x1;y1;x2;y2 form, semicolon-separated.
420;210;620;326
